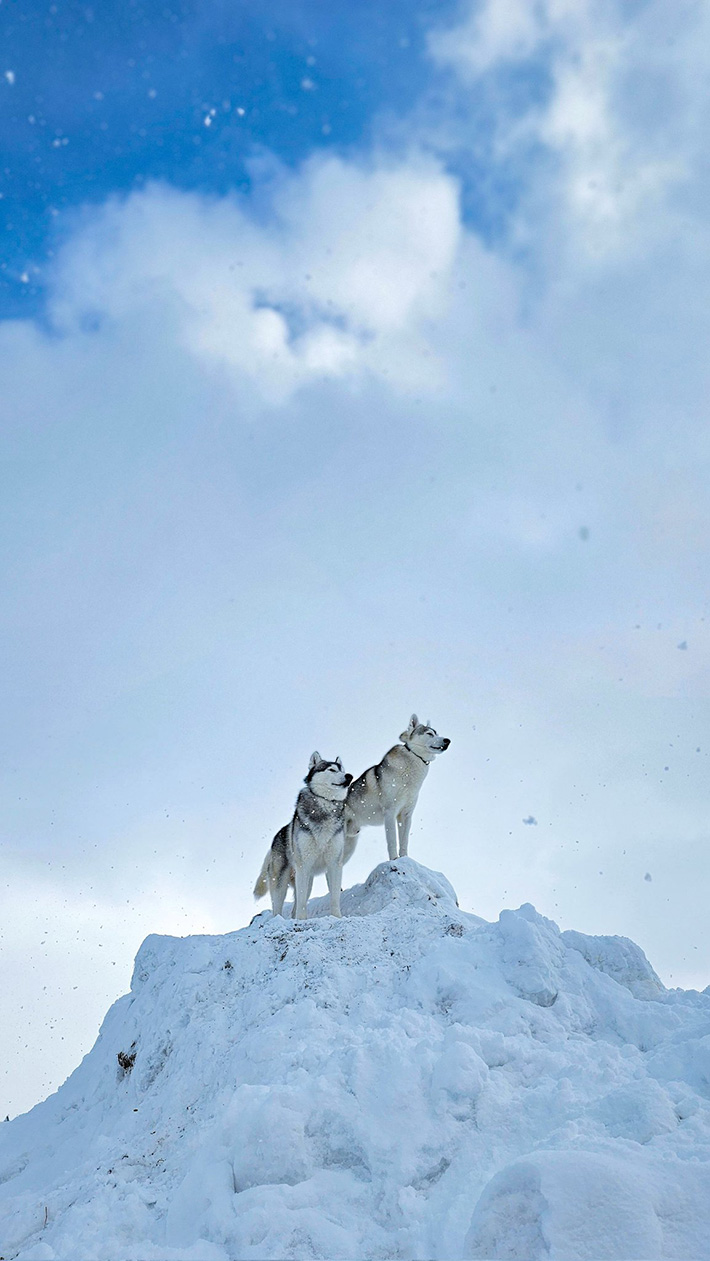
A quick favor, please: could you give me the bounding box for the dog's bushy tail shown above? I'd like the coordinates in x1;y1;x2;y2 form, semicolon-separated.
253;851;271;900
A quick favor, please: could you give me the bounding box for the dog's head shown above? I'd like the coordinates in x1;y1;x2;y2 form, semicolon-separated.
400;714;451;760
305;752;353;800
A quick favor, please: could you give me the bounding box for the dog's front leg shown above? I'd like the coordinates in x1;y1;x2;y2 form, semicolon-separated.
397;811;413;857
384;811;398;861
343;824;360;865
291;871;314;919
325;856;343;918
294;864;312;920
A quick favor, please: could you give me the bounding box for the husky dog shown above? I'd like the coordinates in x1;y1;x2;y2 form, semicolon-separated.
345;715;450;862
254;753;353;920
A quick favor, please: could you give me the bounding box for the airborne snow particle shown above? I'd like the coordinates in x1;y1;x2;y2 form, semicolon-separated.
5;70;15;85
523;816;537;825
677;641;688;650
644;872;652;882
578;526;590;540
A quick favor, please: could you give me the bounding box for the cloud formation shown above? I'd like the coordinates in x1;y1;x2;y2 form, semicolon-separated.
429;0;710;256
46;156;461;404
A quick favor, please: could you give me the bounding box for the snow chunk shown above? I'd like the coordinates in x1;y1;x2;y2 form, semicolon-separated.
465;1151;665;1260
465;1147;710;1260
496;904;564;1006
592;1078;679;1144
562;929;665;1000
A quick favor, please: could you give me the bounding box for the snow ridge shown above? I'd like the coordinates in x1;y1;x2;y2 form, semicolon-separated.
1;859;709;1260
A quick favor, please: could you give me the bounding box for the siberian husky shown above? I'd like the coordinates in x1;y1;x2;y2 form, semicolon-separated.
345;715;450;862
254;753;353;920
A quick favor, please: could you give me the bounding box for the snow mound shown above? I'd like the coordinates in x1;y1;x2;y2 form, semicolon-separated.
1;858;709;1260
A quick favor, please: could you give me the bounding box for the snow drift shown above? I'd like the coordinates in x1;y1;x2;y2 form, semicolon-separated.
1;858;709;1260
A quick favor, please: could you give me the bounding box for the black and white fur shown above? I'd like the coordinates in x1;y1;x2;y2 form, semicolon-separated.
254;753;353;920
345;715;450;862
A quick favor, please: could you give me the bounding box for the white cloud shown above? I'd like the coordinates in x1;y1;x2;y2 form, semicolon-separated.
48;155;461;404
429;0;709;256
429;0;543;76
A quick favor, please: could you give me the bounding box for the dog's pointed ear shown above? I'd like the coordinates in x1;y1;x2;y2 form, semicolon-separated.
335;756;343;770
309;751;321;771
400;714;418;742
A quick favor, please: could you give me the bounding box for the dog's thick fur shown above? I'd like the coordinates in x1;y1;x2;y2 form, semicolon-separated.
254;753;353;920
345;715;450;862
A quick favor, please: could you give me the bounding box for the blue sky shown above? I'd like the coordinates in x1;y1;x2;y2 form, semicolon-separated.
2;0;455;311
2;0;710;1118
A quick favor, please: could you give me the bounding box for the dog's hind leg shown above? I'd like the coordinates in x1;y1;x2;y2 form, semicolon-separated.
397;810;413;857
271;866;291;917
384;810;398;861
268;825;292;915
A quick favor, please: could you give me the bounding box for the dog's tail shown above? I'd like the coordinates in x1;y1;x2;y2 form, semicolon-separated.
253;850;271;901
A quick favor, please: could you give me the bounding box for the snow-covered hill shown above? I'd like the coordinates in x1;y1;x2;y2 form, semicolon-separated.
1;859;710;1260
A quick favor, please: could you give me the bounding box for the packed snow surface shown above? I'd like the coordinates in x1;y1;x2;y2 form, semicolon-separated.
1;859;710;1260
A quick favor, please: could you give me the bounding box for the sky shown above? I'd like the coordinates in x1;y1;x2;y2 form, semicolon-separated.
1;0;709;1119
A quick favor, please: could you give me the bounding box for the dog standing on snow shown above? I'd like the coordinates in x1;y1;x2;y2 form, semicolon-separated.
344;715;450;863
254;753;353;920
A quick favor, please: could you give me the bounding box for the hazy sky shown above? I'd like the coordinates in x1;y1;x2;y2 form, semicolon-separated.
2;0;710;1118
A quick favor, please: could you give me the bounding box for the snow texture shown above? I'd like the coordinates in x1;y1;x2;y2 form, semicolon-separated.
1;858;709;1260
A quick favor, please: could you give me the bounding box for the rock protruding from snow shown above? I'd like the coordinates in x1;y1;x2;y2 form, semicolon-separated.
1;858;709;1261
